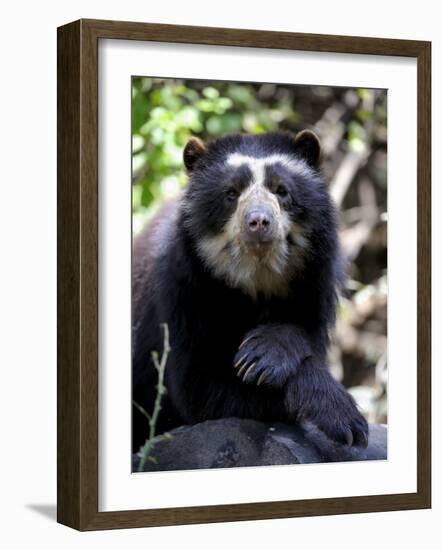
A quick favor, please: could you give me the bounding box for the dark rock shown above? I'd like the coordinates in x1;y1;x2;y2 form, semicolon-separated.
133;417;387;472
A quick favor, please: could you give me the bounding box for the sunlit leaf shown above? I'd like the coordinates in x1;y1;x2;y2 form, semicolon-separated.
202;86;220;99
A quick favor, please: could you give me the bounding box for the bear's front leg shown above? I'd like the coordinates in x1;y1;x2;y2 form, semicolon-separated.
285;357;369;447
233;323;312;389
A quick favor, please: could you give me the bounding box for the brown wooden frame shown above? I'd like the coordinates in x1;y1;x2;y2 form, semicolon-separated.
57;18;431;531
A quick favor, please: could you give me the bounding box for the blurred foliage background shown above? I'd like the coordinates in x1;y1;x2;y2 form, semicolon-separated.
132;77;388;425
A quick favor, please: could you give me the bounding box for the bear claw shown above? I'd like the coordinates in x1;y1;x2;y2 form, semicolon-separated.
238;335;254;350
344;429;354;447
256;371;269;386
234;354;248;368
242;363;257;382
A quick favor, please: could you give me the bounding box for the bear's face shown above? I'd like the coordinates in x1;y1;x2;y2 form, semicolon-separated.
182;131;330;299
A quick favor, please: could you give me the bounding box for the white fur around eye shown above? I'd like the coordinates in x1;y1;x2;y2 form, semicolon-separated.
226;153;313;186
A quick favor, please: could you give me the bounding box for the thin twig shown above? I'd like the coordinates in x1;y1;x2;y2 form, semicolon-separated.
132;400;152;422
138;323;171;471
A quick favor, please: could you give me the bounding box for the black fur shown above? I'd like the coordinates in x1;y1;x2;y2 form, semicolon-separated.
132;131;368;452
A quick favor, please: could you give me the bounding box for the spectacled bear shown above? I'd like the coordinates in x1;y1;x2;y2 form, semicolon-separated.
132;130;369;453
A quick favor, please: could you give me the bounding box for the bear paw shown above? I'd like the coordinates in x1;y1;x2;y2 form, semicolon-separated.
233;324;312;389
299;381;369;448
310;394;369;448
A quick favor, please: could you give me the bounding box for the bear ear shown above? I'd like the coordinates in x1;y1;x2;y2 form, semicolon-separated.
183;137;208;173
294;129;321;168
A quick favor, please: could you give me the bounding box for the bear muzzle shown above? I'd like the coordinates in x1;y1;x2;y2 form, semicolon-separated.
244;206;275;243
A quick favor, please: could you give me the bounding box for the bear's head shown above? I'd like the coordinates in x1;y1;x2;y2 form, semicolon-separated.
182;131;336;299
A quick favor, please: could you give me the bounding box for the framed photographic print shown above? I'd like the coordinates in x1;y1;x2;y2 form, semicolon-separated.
57;19;431;530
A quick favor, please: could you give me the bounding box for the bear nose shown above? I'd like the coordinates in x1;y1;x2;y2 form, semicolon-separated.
245;208;273;241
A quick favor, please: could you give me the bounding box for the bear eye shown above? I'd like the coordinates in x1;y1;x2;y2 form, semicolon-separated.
226;188;239;201
276;185;288;197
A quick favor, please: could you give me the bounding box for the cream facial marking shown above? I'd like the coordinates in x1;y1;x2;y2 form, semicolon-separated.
197;214;307;299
